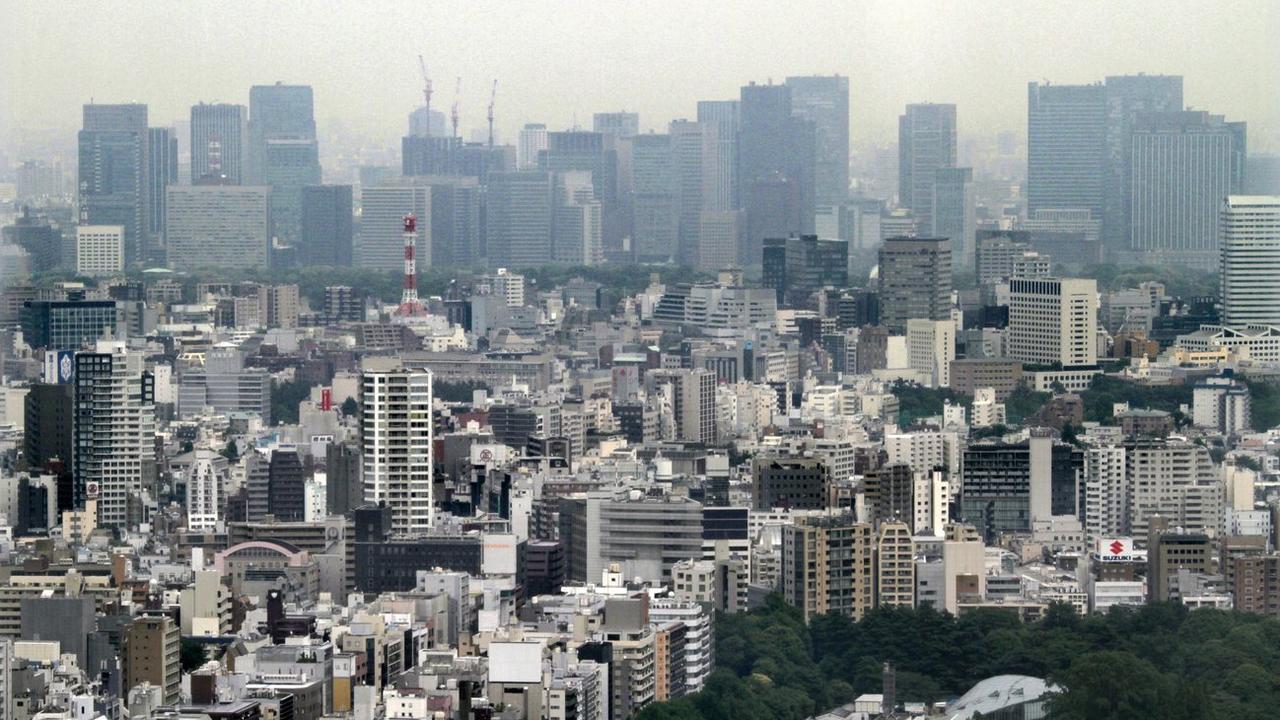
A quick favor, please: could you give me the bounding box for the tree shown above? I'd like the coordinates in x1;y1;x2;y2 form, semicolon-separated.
340;397;359;417
1046;651;1172;720
221;439;239;461
180;637;207;672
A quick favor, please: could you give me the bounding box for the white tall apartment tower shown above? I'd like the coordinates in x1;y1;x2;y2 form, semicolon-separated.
1220;196;1280;328
906;318;955;388
75;225;124;277
185;448;223;531
360;358;434;534
517;123;548;170
1007;277;1098;367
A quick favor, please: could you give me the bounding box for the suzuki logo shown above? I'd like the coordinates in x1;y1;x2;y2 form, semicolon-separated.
1109;540;1124;555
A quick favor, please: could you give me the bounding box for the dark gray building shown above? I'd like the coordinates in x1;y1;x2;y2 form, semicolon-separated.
762;234;849;307
786;75;850;208
191;102;248;184
21;300;121;351
486;171;554;269
738;82;815;266
147;127;178;258
898;103;957;235
300;185;353;266
268;449;306;522
1026;82;1108;225
79;103;148;265
22;595;96;670
877;237;952;332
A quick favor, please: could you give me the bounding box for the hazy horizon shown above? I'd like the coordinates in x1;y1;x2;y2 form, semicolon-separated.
5;0;1280;156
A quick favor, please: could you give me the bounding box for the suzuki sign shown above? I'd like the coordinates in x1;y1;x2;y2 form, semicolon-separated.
1097;537;1137;562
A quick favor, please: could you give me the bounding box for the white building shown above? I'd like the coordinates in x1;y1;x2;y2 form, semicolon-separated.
479;268;526;308
1192;377;1252;434
1220;196;1280;328
906;318;955;388
75;225;124;277
1006;277;1098;367
185;449;223;531
1126;440;1222;544
166;185;270;270
1176;324;1280;364
360;358;434;533
1085;445;1127;543
970;387;1005;428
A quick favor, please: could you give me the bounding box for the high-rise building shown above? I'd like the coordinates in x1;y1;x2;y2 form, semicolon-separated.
268;448;306;522
593;112;640;139
1125;439;1221;544
517;123;548;170
1026;83;1107;224
898;103;957;234
877;237;952;332
630;133;678;262
696;100;739;211
932;167;975;267
559;490;702;585
669;120;722;265
876;521;915;608
961;436;1083;543
786;75;850;207
165;185;271;270
75;226;124;277
738;83;815;265
486;171;553;269
1006;277;1098;367
1219;196;1280;328
644;368;716;444
79;103;148;265
146;127;178;258
21;300;122;351
300;185;353;266
782;515;875;621
761;234;849;307
73;343;156;527
360;358;434;534
186;449;223;531
1127;112;1245;267
1103;74;1185;253
248;84;320;245
540;131;621;253
191;102;248;184
553;171;604;266
421;178;481;268
906;318;956;388
357;185;430;272
123;615;181;703
263;138;321;246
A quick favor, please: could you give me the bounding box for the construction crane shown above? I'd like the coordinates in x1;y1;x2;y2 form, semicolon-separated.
417;54;433;137
451;77;461;139
487;79;498;148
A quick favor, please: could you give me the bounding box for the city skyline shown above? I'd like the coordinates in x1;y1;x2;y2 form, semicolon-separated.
5;1;1280;154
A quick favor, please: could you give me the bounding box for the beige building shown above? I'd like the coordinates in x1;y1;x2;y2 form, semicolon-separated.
782;514;875;621
123;615;181;704
876;521;915;608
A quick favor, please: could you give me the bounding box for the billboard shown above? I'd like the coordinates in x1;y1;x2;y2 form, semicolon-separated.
1096;537;1139;562
43;350;75;385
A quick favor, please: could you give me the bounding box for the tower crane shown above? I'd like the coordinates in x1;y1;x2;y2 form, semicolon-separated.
417;54;433;137
487;79;498;148
451;77;461;139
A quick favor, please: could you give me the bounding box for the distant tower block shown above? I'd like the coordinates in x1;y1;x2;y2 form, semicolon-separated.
397;214;426;316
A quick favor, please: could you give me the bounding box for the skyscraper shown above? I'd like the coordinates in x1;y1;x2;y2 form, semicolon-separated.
786;75;850;207
630;133;677;262
877;237;952;332
554;171;603;266
738;82;815;265
932;167;975;267
1006;277;1099;367
540;131;621;254
190;103;248;184
593;112;640;138
166;185;271;270
669;119;721;265
486;171;554;269
79;103;148;265
263;138;321;246
696;100;739;211
146;127;178;261
1127;111;1245;267
248;84;321;245
421;177;482;268
1220;196;1280;328
360;358;434;534
898;103;956;235
300;185;353;266
517;123;548;171
1103;74;1184;252
73;343;156;528
1026;83;1107;225
357;185;430;272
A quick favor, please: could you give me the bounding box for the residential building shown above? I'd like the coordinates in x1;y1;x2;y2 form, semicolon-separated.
782;514;875;621
360;358;434;534
123;615;181;704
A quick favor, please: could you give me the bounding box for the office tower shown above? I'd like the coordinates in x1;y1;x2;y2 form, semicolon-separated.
786;75;850;207
2;207;62;272
177;347;271;420
360;358;434;534
73;343;156;527
593;112;640;138
24;382;73;476
697;100;740;210
300;185;353;266
877;237;951;332
540;131;621;254
644;368;716;444
906;318;955;388
554;171;604;266
751;457;829;510
267;448;306;522
75;226;124;277
961;437;1083;543
738;82;815;264
517;123;548;170
402;135;462;176
1220;196;1280;327
1127;112;1246;267
419;178;481;268
761;235;849;307
190;102;248;184
357;185;430;271
486;171;554;269
876;521;915;608
559;491;702;585
669;120;720;265
123;615;181;703
1006;277;1098;367
1103;74;1185;253
248;84;321;245
20;299;121;350
782;515;875;621
186;449;223;531
165;185;270;270
146;127;178;257
898;103;957;234
696;211;742;272
15;160;65;202
1147;531;1212;603
408;106;446;137
631;133;678;262
79;103;148;265
933;167;975;266
1026;83;1107;227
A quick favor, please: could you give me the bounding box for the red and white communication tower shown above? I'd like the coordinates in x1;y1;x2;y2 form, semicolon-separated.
397;214;425;316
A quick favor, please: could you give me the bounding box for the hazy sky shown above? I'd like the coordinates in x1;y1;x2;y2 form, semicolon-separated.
5;0;1280;153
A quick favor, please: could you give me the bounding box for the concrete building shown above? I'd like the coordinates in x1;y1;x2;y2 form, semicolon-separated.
1192;377;1252;435
301;185;353;266
1026;83;1106;229
191;102;248;184
906;318;955;388
644;369;716;445
752;457;829;510
178;347;271;422
559;491;703;586
898;103;957;235
75;226;124;277
761;235;848;308
166;185;270;270
782;514;875;621
1148;531;1213;603
185;449;224;531
79;103;148;264
357;185;429;272
878;237;951;333
933;167;975;266
876;521;915;607
360;358;434;534
1220;196;1280;328
123;615;181;704
1006;277;1098;368
785;75;849;208
1126;440;1223;544
486;171;554;270
960;436;1083;543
